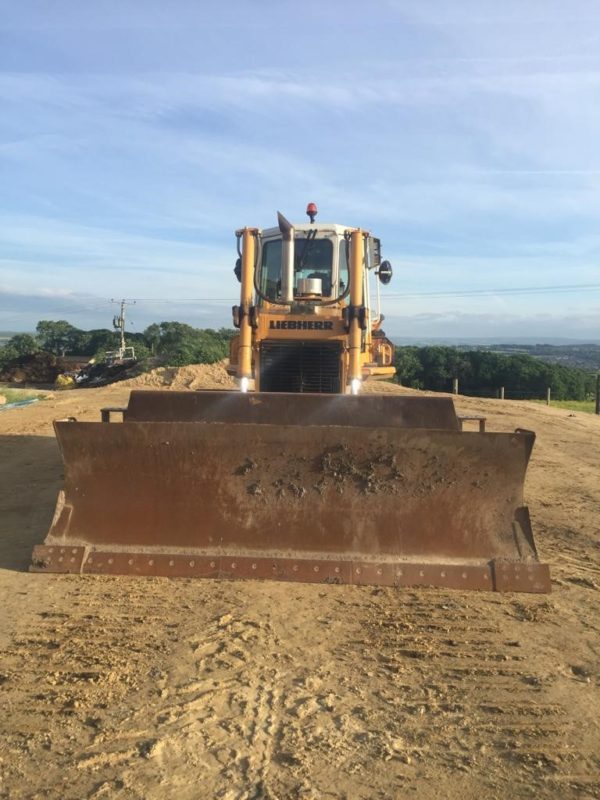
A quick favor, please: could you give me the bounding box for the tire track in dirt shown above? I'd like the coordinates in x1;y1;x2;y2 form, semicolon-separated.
251;589;600;800
0;581;182;800
358;593;600;799
234;668;282;799
2;383;600;799
109;609;285;799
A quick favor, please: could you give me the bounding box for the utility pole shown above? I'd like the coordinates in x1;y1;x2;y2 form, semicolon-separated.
110;299;136;358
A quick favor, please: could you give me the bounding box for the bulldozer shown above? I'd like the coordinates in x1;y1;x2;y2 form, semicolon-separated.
30;204;551;593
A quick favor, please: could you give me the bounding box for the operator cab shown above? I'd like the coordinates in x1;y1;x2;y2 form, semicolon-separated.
258;225;349;304
234;203;391;307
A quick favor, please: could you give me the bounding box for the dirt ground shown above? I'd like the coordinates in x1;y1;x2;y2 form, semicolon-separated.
0;371;599;800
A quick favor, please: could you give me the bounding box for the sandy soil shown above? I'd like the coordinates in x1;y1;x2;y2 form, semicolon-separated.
1;369;599;799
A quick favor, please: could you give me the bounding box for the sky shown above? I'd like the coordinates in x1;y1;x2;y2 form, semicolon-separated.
1;0;600;341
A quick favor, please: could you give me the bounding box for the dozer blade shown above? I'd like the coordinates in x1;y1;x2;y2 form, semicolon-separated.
30;392;550;593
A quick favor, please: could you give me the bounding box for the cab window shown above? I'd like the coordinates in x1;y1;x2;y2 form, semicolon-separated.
294;236;333;296
338;238;349;297
260;239;282;301
259;236;335;300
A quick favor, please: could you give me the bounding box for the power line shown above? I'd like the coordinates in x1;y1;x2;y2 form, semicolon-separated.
2;285;598;323
128;283;600;303
127;298;232;303
386;283;600;299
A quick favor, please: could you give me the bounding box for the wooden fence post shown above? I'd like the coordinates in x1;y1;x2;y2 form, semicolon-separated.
500;386;505;400
452;378;458;395
546;387;551;406
596;374;600;415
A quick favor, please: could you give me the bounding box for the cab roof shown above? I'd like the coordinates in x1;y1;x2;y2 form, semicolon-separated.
259;222;354;238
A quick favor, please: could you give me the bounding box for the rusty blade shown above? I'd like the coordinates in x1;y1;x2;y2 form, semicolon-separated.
123;390;462;430
44;420;540;565
30;546;551;592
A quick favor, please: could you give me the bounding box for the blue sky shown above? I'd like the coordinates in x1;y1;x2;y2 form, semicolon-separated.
1;0;600;340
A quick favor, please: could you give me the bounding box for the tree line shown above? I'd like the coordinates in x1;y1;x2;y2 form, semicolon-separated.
0;320;235;369
1;322;594;400
395;346;595;401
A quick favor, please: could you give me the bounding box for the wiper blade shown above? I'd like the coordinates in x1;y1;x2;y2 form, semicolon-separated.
297;228;317;271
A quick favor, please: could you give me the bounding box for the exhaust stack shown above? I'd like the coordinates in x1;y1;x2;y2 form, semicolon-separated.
278;211;295;303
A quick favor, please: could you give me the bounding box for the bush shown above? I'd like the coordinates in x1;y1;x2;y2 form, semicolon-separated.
394;346;594;400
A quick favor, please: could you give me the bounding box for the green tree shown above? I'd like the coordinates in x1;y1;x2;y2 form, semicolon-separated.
143;322;234;366
393;345;593;401
0;334;40;369
36;320;80;355
394;347;423;388
143;323;162;355
85;329;118;358
6;333;40;356
418;347;454;392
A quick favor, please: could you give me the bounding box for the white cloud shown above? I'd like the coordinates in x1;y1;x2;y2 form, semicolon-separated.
2;4;600;338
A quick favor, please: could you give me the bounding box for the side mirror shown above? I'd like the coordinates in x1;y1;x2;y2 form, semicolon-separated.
377;260;393;285
234;258;242;283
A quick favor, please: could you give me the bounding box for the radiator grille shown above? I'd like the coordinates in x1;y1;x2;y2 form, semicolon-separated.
260;341;341;393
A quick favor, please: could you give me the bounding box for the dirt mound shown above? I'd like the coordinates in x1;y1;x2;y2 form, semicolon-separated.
121;365;411;394
362;379;414;394
121;360;235;390
0;351;68;384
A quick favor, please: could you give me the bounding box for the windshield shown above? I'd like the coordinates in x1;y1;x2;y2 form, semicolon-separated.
260;236;334;300
294;237;333;294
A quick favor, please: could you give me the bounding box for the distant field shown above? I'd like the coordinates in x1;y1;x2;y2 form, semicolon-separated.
533;399;596;414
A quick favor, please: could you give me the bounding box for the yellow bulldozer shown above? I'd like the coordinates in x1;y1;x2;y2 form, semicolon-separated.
31;204;550;593
227;206;395;393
